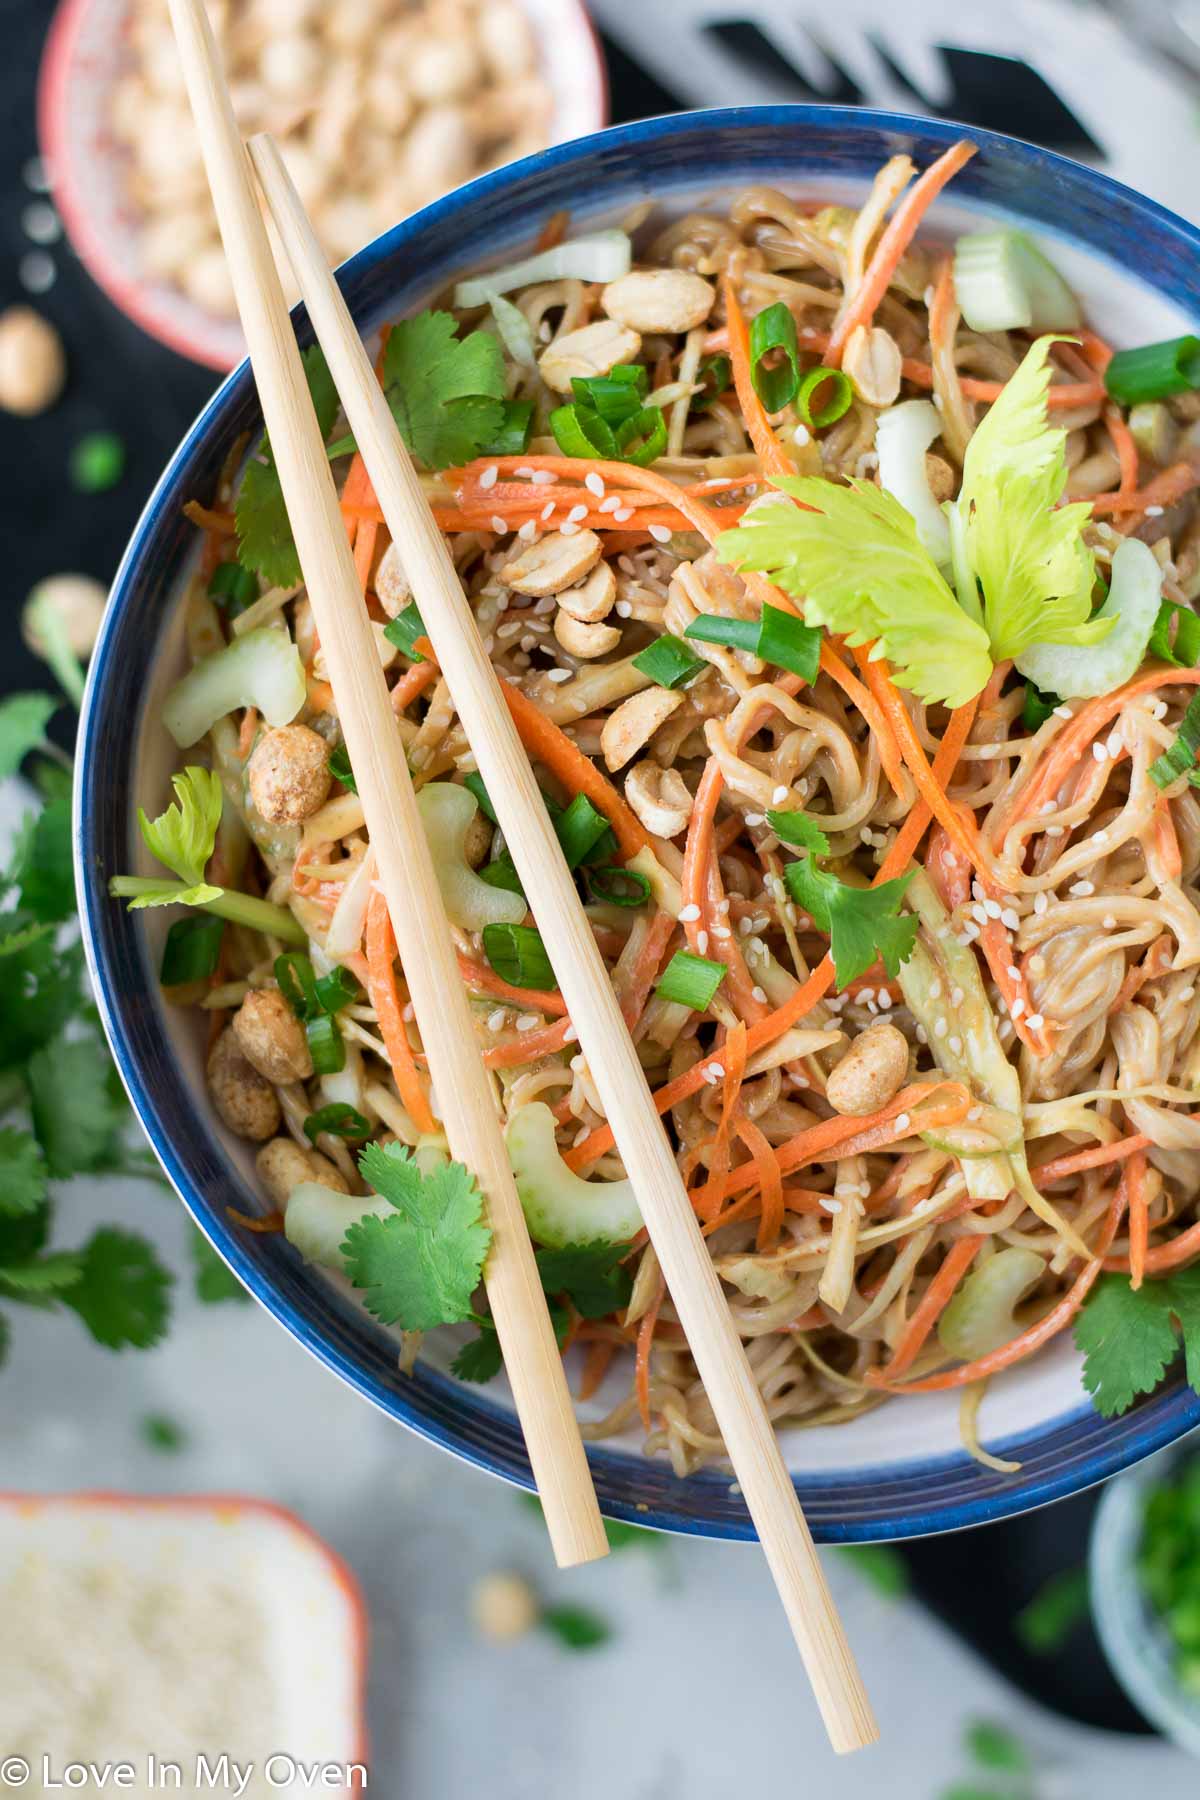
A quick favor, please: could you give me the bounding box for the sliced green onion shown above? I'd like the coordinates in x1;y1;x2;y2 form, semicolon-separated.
208;562;259;615
572;364;646;423
482;922;557;990
1150;600;1200;670
586;865;651;907
693;353;732;412
749;301;800;413
305;1012;346;1075
479;851;524;895
304;1103;371;1145
463;771;498;823
487;398;534;456
160;914;224;986
1022;683;1059;731
1151;692;1200;789
312;965;360;1013
383;600;428;662
631;633;706;689
275;952;320;1019
684;603;821;683
655;950;726;1012
325;432;357;461
1105;336;1200;406
550;403;620;461
795;365;853;430
953;228;1080;334
328;743;357;794
555;793;612;870
615;405;667;467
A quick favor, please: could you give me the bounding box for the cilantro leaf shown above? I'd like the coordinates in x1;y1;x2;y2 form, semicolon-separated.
765;809;831;856
1013;1567;1089;1654
383;312;506;471
0;919;55;959
717;479;992;709
15;795;75;923
343;1143;490;1330
0;1313;8;1369
0;1129;47;1217
965;1721;1029;1775
191;1228;250;1305
1074;1267;1200;1416
535;1241;633;1320
959;337;1106;662
783;856;918;988
131;767;223;907
63;1228;172;1349
0;693;59;777
836;1543;910;1598
0;1252;84;1297
0;1197;49;1267
451;1327;503;1383
27;1038;125;1177
236;347;339;586
539;1604;612;1651
141;1413;187;1452
0;930;83;1071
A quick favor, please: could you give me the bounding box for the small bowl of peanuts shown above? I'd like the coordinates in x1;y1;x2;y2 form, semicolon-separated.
38;0;607;369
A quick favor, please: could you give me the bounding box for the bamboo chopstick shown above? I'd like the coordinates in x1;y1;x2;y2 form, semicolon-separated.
250;136;878;1753
164;0;608;1572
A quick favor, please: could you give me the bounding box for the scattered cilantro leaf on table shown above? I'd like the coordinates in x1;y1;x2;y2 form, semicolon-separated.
0;1251;85;1297
0;694;59;778
343;1143;490;1331
141;1413;187;1452
191;1228;250;1305
539;1603;613;1651
27;1038;125;1179
836;1543;910;1598
14;793;75;922
63;1228;172;1350
1074;1267;1200;1416
382;311;507;470
1013;1567;1089;1655
0;1129;47;1217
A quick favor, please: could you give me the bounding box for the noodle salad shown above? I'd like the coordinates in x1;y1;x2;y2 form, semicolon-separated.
112;138;1200;1473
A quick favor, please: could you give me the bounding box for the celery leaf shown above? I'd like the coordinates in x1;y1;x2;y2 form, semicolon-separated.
131;767;223;909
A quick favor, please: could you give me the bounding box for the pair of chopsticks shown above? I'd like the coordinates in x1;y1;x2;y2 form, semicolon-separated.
166;0;876;1751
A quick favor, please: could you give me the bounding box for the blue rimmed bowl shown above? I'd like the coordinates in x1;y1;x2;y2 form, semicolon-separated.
76;105;1200;1541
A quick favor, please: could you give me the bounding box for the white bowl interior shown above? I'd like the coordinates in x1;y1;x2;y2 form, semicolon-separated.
127;167;1195;1486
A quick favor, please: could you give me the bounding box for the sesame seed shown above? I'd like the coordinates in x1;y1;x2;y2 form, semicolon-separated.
490;515;508;535
679;903;701;922
751;985;767;1004
1106;730;1123;758
983;898;1002;919
1093;742;1108;762
1001;908;1020;930
1146;504;1165;517
561;521;581;536
705;1062;725;1083
531;469;555;484
599;495;622;514
878;990;893;1010
712;924;731;940
772;785;789;804
562;1025;578;1043
585;473;605;498
929;979;943;1000
696;930;709;954
793;423;811;445
1069;880;1094;897
615;600;632;618
1094;830;1109;846
517;520;537;541
572;1126;590;1148
1102;913;1116;929
515;1013;541;1032
546;668;573;683
1011;997;1026;1019
614;507;634;523
1007;966;1020;981
738;916;752;935
948;1035;962;1055
515;466;536;479
894;1113;910;1133
1034;892;1048;914
934;1018;948;1038
745;811;765;827
649;523;673;544
478;464;499;490
401;1003;414;1023
971;903;989;925
1053;705;1073;720
1044;825;1065;838
566;503;588;524
819;1197;843;1215
859;989;875;1007
487;1008;507;1032
951;987;964;1007
1025;1012;1043;1030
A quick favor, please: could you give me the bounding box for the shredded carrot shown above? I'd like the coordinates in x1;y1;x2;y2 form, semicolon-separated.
736;1113;784;1250
1154;793;1183;882
183;500;237;534
535;209;569;251
620;907;677;1028
578;1338;615;1402
1089;461;1200;518
924;821;972;910
353;517;378;592
446;455;731;542
1110;1214;1200;1276
691;1021;748;1223
1111;935;1172;1017
822;642;907;799
1079;330;1115;373
389;658;440;714
826;140;977;363
306;677;336;713
1033;1134;1151;1185
1005;666;1200;830
237;707;258;760
855;650;985;878
499;679;650;860
680;756;721;944
879;699;979;880
364;890;436;1134
456;955;568;1017
1104;405;1139;497
634;1281;665;1432
484;1017;574;1069
1127;1147;1150;1291
225;1205;284;1234
874;1237;983;1381
877;1165;1131;1392
721;276;793;476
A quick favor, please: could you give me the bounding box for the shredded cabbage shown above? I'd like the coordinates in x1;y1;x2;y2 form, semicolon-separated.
453;232;632;309
487;292;537;372
875;400;951;565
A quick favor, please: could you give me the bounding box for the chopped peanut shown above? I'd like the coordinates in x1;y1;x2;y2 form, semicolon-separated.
825;1022;909;1117
538;320;641;395
232;988;313;1085
601;269;715;335
600;686;685;771
624;759;692;837
248;724;332;824
503;529;602;597
207;1026;281;1142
